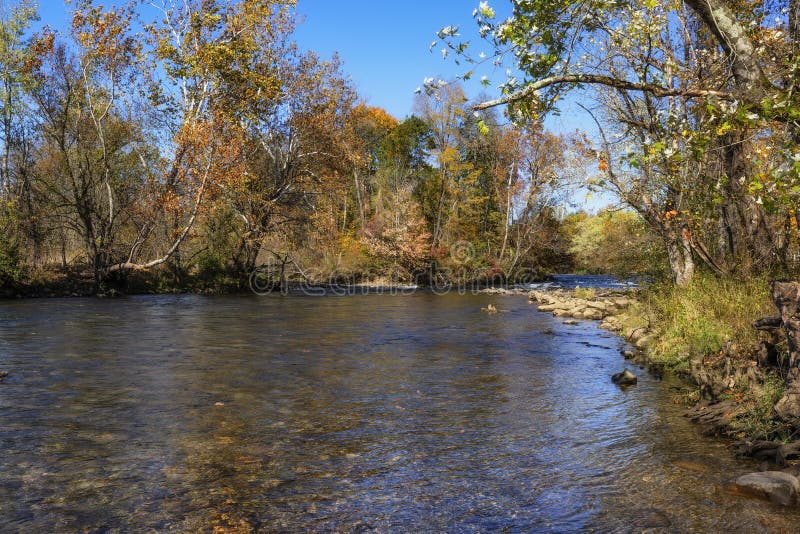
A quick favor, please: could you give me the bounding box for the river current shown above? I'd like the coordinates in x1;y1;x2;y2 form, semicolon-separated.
1;282;799;531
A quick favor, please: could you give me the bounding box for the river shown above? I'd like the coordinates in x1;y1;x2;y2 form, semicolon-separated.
1;285;799;531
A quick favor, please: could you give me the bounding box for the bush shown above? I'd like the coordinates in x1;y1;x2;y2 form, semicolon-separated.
565;209;668;277
730;370;789;440
573;286;597;300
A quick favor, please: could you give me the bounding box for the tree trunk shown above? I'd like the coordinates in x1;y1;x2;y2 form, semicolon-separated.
683;0;764;91
664;226;695;286
721;131;779;272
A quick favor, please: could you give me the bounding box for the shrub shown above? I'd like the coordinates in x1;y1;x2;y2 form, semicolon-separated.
573;286;597;300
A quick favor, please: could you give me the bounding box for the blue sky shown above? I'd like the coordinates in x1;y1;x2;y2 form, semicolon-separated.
294;0;489;119
38;0;481;119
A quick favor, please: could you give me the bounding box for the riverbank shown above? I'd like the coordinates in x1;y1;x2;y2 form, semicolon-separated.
523;279;800;505
0;263;555;299
529;280;800;506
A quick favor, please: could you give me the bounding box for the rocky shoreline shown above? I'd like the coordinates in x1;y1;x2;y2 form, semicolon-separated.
502;285;800;508
525;287;655;352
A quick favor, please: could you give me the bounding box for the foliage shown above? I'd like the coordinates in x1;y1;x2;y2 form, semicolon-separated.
730;370;790;441
0;199;22;287
573;286;596;300
565;210;668;276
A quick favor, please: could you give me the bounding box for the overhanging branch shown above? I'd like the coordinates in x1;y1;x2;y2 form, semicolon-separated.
474;74;732;110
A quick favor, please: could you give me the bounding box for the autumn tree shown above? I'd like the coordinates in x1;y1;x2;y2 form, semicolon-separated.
413;83;478;251
21;0;297;289
435;0;800;283
219;50;357;276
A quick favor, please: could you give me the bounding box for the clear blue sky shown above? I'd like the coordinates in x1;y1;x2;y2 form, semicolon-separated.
294;0;485;119
293;0;591;136
38;0;482;119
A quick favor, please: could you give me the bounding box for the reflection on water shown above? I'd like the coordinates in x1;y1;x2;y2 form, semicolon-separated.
0;292;798;531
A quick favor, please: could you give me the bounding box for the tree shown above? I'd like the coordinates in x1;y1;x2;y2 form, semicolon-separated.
23;0;296;289
436;0;800;283
221;50;358;276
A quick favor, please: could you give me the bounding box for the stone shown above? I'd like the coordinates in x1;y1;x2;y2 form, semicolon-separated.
635;335;653;349
583;309;604;321
734;471;800;506
611;369;637;386
774;369;800;423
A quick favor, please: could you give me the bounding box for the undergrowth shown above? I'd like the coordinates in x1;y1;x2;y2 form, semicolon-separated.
639;274;773;372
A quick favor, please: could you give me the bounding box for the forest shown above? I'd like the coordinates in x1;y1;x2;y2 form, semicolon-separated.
0;0;672;297
0;0;799;296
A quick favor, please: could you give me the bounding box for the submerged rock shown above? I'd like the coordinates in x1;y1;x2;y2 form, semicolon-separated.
734;471;800;506
611;369;637;386
633;508;671;529
0;370;7;383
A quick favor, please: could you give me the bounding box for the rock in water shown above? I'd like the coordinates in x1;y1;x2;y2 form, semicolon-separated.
0;370;7;383
734;471;800;506
611;369;637;386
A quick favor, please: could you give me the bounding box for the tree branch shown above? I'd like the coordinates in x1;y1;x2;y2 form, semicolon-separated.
105;158;211;274
473;74;732;110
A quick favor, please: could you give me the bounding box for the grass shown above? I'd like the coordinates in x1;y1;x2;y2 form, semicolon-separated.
573;286;597;300
730;370;790;441
639;273;774;372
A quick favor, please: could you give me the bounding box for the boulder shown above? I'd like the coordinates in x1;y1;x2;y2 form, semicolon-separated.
635;335;653;349
734;471;800;506
583;309;605;321
611;369;637;386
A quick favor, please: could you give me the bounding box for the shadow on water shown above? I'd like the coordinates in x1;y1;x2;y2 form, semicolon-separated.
0;290;799;531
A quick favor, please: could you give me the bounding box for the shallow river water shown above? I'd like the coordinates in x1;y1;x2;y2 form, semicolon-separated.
1;288;800;532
